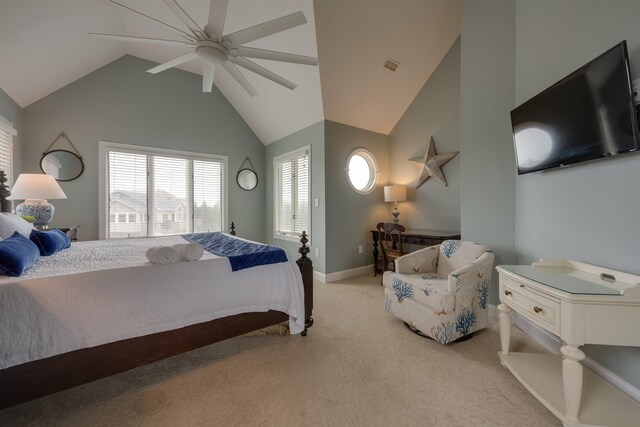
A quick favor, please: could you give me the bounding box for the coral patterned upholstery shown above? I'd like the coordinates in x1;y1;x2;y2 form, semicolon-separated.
383;240;494;344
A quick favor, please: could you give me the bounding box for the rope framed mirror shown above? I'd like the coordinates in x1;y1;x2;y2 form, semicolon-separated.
236;156;258;191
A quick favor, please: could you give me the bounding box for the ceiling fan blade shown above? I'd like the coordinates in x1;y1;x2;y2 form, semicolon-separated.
206;0;228;41
222;62;257;97
147;51;198;74
223;11;307;48
234;46;318;66
161;0;204;37
230;57;297;90
203;63;215;93
104;0;193;39
89;33;192;47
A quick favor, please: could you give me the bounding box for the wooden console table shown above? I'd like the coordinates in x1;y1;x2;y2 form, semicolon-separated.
496;259;640;426
371;228;460;275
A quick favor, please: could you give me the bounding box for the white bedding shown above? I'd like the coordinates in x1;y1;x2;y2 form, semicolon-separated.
0;236;305;369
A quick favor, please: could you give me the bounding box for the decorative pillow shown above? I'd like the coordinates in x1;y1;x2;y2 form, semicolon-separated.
0;231;40;276
0;212;34;239
29;228;71;256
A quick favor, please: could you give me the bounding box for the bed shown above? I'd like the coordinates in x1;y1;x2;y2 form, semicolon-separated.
0;224;313;409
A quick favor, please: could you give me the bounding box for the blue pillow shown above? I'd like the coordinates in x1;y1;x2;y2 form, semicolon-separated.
29;228;71;256
52;229;71;249
0;231;40;277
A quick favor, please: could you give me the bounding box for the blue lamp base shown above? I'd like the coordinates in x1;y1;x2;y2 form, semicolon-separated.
16;199;55;227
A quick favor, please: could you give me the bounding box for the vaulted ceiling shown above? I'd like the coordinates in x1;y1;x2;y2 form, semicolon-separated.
0;0;459;144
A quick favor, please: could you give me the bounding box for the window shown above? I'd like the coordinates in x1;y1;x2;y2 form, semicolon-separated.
274;146;310;241
100;141;227;239
346;148;378;194
0;115;16;191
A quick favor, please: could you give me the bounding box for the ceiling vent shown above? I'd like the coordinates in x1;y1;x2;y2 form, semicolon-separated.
384;58;399;72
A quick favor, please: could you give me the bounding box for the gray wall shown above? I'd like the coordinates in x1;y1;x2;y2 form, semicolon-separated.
0;88;23;183
324;120;389;274
21;55;265;242
514;0;640;391
389;38;461;232
264;121;326;272
460;0;516;306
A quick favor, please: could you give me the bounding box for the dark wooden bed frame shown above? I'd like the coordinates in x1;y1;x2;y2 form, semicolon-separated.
0;218;314;410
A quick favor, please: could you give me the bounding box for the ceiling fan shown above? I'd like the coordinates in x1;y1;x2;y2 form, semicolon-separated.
90;0;319;96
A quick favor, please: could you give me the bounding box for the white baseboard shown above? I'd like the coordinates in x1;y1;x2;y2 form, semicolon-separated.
313;264;374;283
489;304;640;403
313;270;326;283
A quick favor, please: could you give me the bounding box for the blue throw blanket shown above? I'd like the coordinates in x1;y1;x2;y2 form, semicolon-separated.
182;232;288;272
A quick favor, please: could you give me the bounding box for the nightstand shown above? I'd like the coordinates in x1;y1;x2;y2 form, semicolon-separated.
57;226;79;242
36;225;80;241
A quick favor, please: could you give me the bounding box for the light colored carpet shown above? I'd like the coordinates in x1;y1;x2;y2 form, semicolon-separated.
0;274;560;426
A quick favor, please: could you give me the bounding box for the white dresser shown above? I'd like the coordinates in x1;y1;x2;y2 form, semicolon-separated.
496;259;640;426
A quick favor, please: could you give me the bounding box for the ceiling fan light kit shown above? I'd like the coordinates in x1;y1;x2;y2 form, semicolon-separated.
93;0;318;96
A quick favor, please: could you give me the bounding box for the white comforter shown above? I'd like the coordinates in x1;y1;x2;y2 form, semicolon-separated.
0;236;305;369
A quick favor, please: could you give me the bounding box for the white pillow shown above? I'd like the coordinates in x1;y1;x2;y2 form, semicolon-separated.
0;213;34;239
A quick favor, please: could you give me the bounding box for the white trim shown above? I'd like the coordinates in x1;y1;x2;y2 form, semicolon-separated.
0;114;17;135
273;145;310;164
489;304;640;403
273;145;311;244
313;264;374;283
345;147;379;195
98;140;228;240
313;270;326;283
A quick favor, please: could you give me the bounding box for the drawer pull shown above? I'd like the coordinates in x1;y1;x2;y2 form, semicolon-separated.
504;290;512;296
519;284;525;288
533;306;543;314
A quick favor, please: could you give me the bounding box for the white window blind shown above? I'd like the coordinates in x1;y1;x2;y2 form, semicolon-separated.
0;115;16;190
274;147;310;241
103;143;225;239
108;151;148;239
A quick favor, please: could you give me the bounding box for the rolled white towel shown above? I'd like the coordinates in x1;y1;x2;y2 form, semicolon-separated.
172;243;204;262
146;246;179;265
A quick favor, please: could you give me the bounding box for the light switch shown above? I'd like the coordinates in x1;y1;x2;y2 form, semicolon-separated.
314;198;319;208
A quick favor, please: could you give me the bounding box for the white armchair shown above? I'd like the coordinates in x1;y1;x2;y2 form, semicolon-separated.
383;240;494;344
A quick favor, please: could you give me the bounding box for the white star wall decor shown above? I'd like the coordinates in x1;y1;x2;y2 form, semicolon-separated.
409;137;459;188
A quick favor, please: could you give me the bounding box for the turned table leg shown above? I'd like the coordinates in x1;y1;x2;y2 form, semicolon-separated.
372;238;379;276
561;344;585;423
498;303;512;355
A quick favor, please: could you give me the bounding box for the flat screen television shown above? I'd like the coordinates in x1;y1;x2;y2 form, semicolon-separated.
510;41;640;175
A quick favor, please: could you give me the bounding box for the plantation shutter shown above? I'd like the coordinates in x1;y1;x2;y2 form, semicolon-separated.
0;115;16;190
107;150;148;239
274;147;310;240
103;143;226;239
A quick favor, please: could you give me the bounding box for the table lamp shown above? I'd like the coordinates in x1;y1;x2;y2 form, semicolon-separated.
8;173;67;227
384;185;407;224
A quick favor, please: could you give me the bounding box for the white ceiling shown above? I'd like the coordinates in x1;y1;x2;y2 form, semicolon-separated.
314;0;460;135
0;0;460;144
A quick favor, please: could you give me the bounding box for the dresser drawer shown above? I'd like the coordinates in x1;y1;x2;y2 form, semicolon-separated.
501;275;560;333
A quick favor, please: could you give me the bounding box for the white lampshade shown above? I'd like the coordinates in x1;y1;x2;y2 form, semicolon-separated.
384;185;407;203
7;173;67;200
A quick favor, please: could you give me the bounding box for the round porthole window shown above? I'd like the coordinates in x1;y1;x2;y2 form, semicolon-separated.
346;148;378;195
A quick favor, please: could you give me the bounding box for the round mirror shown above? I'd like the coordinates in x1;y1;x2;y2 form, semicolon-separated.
237;168;258;191
40;150;84;182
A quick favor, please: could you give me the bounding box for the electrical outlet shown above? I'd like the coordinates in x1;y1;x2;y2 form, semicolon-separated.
633;78;640;105
358;244;363;254
315;248;320;258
